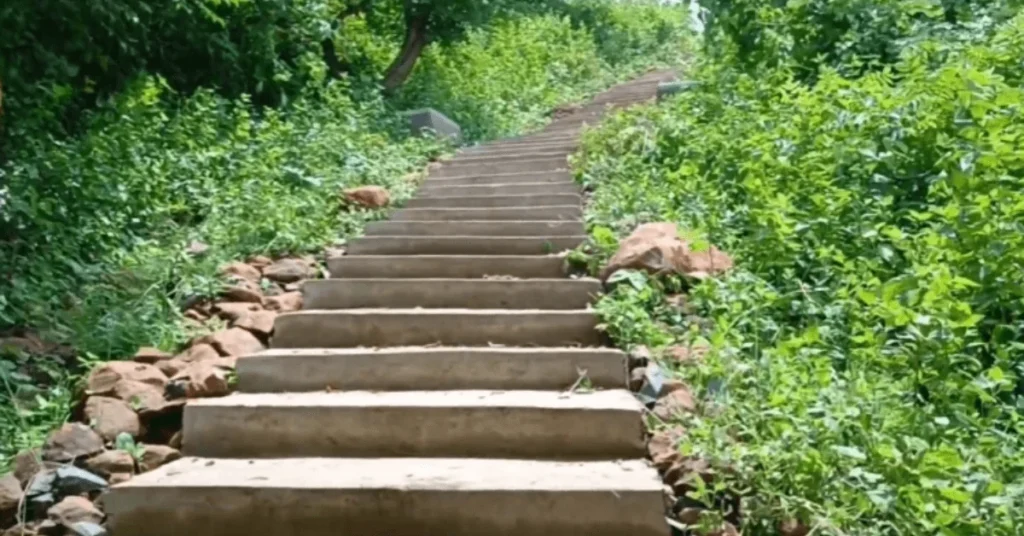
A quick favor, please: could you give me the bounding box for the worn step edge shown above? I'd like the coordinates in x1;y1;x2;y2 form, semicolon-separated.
182;389;645;459
346;235;585;255
328;255;568;279
424;171;572;185
363;220;584;237
390;206;581;221
106;458;667;536
271;309;603;348
237;347;626;392
302;278;601;310
405;193;581;209
417;182;580;197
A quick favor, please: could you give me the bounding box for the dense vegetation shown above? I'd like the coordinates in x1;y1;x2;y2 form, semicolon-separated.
577;1;1024;534
0;0;689;466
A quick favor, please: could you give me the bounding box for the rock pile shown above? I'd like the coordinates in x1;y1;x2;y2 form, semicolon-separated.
1;253;327;536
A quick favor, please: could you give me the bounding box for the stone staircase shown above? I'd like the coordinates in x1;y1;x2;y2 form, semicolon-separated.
105;71;677;536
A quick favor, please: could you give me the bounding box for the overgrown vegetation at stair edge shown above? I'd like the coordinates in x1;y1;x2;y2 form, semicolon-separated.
0;0;691;467
575;2;1024;534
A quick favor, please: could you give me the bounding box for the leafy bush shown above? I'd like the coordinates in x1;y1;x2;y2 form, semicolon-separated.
0;2;690;467
576;10;1024;535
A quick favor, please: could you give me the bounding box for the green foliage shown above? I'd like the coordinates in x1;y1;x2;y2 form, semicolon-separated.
0;1;689;468
577;9;1024;535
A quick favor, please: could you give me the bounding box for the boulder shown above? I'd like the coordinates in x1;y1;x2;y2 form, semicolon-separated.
599;223;733;281
86;362;166;396
205;328;264;357
41;424;104;463
262;258;313;284
780;519;811;536
403;108;462;142
131;347;171;365
212;302;262;322
246;255;273;270
139;446;182;473
12;449;49;487
343;186;390;209
264;292;302;313
648;428;685;472
234;310;277;337
110;380;168;414
666;345;707;365
167;358;237;399
84;397;141;441
83;451;135;479
653;387;696;421
1;474;22;521
220;279;263;304
220;262;262;284
47;496;103;525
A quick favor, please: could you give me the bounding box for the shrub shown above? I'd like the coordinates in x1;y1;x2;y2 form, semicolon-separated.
576;10;1024;535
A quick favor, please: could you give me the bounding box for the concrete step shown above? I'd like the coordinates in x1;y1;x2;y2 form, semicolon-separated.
405;193;581;209
237;347;627;392
364;220;584;236
272;309;604;347
445;150;571;164
328;255;567;279
391;206;581;221
346;235;584;255
433;157;568;178
105;457;666;536
182;390;645;459
303;278;601;310
425;170;572;186
459;141;577;155
418;181;580;197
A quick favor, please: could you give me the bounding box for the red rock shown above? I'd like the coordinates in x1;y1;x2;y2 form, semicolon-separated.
220;262;262;284
111;380;169;414
205;328;264;357
179;343;220;363
234;310;277;337
343;186;390;208
220;279;263;304
665;457;714;495
12;449;47;486
1;474;21;519
263;258;313;284
648;429;685;471
132;347;172;364
629;366;645;391
47;496;103;525
168;358;237;398
83;450;135;478
212;302;262;322
654;386;696;421
84;396;141;441
265;291;302;312
324;247;345;259
599;223;733;281
247;255;273;270
139;445;182;473
41;423;104;462
87;362;167;396
666;345;707;365
677;507;703;525
183;308;209;322
169;431;183;449
109;472;132;485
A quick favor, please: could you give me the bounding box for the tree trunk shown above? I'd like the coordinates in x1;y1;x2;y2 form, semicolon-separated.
382;12;430;92
321;38;348;79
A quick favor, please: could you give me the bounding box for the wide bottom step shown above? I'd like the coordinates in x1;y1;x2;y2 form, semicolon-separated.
106;458;667;536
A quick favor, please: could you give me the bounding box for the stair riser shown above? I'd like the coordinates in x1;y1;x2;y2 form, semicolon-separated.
433;158;567;178
328;256;567;279
418;182;580;197
346;236;584;255
391;206;581;221
183;405;644;459
459;142;577;156
424;171;572;186
364;221;584;237
405;194;580;209
106;488;667;536
272;311;603;347
238;350;626;392
303;279;600;310
446;151;571;164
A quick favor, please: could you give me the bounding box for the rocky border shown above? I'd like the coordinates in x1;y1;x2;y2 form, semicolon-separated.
0;186;391;536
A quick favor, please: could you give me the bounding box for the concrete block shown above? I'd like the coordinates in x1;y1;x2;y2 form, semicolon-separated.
404;108;462;142
657;80;701;101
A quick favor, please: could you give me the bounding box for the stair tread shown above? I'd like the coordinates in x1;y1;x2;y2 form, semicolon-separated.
192;389;640;410
111;457;660;491
250;346;622;357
